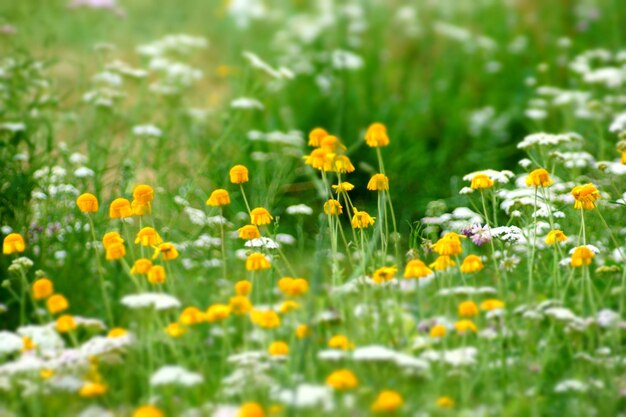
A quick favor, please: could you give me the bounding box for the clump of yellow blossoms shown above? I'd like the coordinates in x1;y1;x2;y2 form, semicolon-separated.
32;278;53;300
230;164;249;184
277;277;309;297
367;173;389;191
268;341;289;356
3;233;25;255
458;300;479;317
246;252;271;271
404;259;433;279
545;230;567;245
365;122;390;147
525;168;553;187
371;390;404;413
460;255;484;273
571;183;600;210
571;246;594;267
250;207;272;225
352;208;375;229
328;334;355;350
326;369;358;390
109;198;133;218
324;199;343;215
470;173;494;190
433;232;465;256
207;189;230;206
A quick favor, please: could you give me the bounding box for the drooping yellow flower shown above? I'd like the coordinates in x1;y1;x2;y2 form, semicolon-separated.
454;319;477;334
436;396;455;409
76;193;99;213
238;225;261;240
403;259;433;279
332;182;355;193
278;300;300;314
79;382;108;398
179;306;205;326
147;265;166;284
229;296;253;315
107;327;128;338
324;199;343;215
308;127;328;147
326;369;358;390
246;252;271;271
460;255;484;273
429;324;447;338
207;189;231;206
372;266;398;284
109;198;133;218
55;315;77;333
470;173;494;190
135;227;162;247
152;242;179;261
133;185;154;205
480;299;505;311
130;258;153;274
105;242;126;261
237;403;265;417
250;207;273;226
303;148;331;171
132;199;151;216
458;301;479;317
367;173;389;191
433;232;465;256
40;369;54;380
332;155;355;173
571;246;594;267
268;341;289;356
320;135;346;152
351;208;375;229
365;122;390;147
32;278;54;300
328;334;354;350
250;309;281;329
545;229;567;245
102;231;124;249
230;165;249;184
206;304;231;322
47;294;69;314
295;324;310;339
526;168;553;187
371;390;404;413
3;233;25;255
235;280;253;296
165;322;187;338
571;183;601;210
277;277;309;297
429;256;455;271
133;405;165;417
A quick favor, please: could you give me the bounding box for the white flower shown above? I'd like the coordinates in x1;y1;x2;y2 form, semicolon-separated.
17;325;65;354
121;293;181;310
286;204;313;215
276;233;296;245
150;365;204;387
352;345;396;361
463;169;515;184
242;51;294;80
331;49;364;70
74;167;95;178
132;124;162;137
0;331;23;355
554;379;589;393
245;237;279;249
231;97;264;110
0;122;26;132
420;347;478;366
517;132;580;149
272;384;334;410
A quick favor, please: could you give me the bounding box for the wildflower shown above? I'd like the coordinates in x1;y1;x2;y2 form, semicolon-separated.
237;403;265;417
229;296;252;314
165;323;187;337
460;255;484;273
433;232;465;256
250;207;273;225
107;327;128;338
320;135;346;152
277;277;309;297
105;242;126;260
152;242;179;261
571;246;594;267
429;256;455;271
332;182;355;193
56;315;77;333
102;231;124;249
372;266;398;284
371;390;404;413
470;173;494;190
279;300;300;314
3;233;25;255
571;183;601;210
32;278;53;300
268;341;289;356
545;230;567;245
365;122;390;147
179;307;205;326
79;382;108;397
308;127;328;147
207;189;231;206
147;265;166;284
135;227;163;246
333;155;355;173
230;164;249;184
526;168;553;187
109;198;133;218
367;173;389;191
304;148;330;171
235;280;253;295
238;225;261;240
132;199;151;216
133;184;154;205
206;304;231;322
480;299;505;311
40;369;54;380
47;294;69;314
458;301;479;317
22;336;36;352
250;309;281;329
352;208;375;228
246;252;271;271
324;199;343;215
295;324;310;339
454;319;477;334
131;258;153;274
328;334;354;350
326;369;358;390
429;324;447;338
133;405;165;417
436;396;455;408
76;193;99;213
404;259;433;279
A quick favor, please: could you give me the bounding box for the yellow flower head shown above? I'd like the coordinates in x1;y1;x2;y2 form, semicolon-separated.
308;127;329;147
237;403;265;417
109;198;133;218
246;252;271;271
40;369;54;380
152;242;179;261
460;255;484;273
133;405;165;417
277;277;309;297
107;327;128;338
130;258;153;275
403;259;433;279
250;207;273;226
429;324;447;338
133;184;154;205
367;173;389;191
365;122;390;147
32;278;54;300
76;193;99;213
545;229;568;245
105;242;126;261
351;208;375;229
179;306;205;326
433;232;465;256
454;319;477;334
526;168;553;187
303;148;330;171
436;396;455;409
229;296;252;315
206;304;231;322
102;231;124;249
320;135;346;152
571;246;594;267
332;155;355;173
3;233;25;255
207;189;231;207
165;322;187;338
470;173;494;190
332;182;355;193
238;225;260;240
480;299;505;311
250;309;281;329
235;280;253;296
326;369;358;390
230;164;249;184
371;390;404;413
328;334;354;350
324;199;343;216
429;255;455;271
295;324;310;339
47;294;69;314
55;315;77;333
268;341;289;356
458;300;479;318
571;183;600;210
278;300;300;314
147;265;166;284
22;336;36;352
372;266;398;284
135;227;163;247
132;199;151;216
79;382;108;398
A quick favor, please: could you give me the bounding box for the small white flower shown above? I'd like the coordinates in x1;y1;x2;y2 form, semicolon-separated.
150;365;204;387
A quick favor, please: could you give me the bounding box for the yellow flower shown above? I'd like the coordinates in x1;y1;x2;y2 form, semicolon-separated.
102;231;124;249
458;301;479;317
545;229;567;245
268;341;289;356
365;122;390;147
328;334;354;350
133;184;154;205
237;403;265;417
76;193;99;213
56;315;77;333
320;135;346;152
526;168;553;187
433;232;465;256
229;296;253;315
250;309;281;329
47;294;69;314
332;155;355;173
403;259;433;279
460;255;483;273
105;242;126;261
429;256;455;271
571;183;601;210
238;225;261;240
235;280;253;295
480;299;505;311
436;396;455;409
454;319;477;334
40;369;54;380
246;252;271;271
324;199;343;215
332;182;355;193
179;306;205;326
230;164;249;184
22;336;36;352
207;189;231;206
278;300;300;314
351;208;375;229
32;278;54;300
165;322;187;337
429;324;447;338
303;148;331;171
371;390;404;413
79;382;107;398
109;198;133;218
206;304;231;322
147;265;166;284
250;207;273;225
133;405;165;417
130;258;153;274
277;277;309;297
571;246;594;267
152;242;179;261
622;150;626;164
470;173;494;190
372;266;398;284
326;369;358;390
132;199;151;216
295;324;310;339
308;127;328;147
107;327;128;338
3;233;25;255
135;227;163;247
367;173;389;191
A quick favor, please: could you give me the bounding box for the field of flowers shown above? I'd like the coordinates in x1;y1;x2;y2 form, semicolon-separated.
2;1;626;416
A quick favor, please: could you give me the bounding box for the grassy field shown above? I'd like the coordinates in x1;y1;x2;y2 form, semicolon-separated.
1;0;626;416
